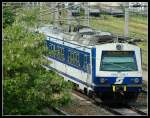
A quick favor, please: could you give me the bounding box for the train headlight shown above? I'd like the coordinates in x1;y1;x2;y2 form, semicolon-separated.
134;78;140;83
100;78;105;84
116;44;123;50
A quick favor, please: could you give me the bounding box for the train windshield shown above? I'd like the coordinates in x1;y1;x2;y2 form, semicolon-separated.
100;51;138;71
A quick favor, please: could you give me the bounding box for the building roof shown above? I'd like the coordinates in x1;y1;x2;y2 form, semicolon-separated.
89;8;100;13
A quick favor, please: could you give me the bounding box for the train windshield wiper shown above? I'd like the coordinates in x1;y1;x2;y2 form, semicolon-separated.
104;62;135;71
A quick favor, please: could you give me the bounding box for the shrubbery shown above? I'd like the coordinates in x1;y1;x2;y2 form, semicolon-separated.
3;4;72;115
3;3;15;28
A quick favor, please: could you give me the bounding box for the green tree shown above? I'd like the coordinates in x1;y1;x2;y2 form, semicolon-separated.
15;6;41;30
3;5;72;115
3;3;16;28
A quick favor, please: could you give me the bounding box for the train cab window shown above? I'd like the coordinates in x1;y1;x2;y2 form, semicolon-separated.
100;51;138;71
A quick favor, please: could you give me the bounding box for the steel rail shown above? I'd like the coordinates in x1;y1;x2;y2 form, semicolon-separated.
72;89;147;115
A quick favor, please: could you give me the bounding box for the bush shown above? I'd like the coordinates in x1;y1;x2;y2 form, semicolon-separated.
3;3;15;28
3;6;72;114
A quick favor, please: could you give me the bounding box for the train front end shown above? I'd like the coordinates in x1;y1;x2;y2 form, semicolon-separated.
93;43;142;99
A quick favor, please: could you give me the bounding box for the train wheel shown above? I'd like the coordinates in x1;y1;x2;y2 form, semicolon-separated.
87;90;93;98
100;92;113;99
99;93;122;105
98;93;110;102
124;92;139;104
84;88;87;95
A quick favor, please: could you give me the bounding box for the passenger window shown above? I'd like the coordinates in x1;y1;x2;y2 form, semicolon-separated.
60;47;64;61
77;53;80;66
52;44;55;57
83;54;88;71
54;46;58;58
58;46;61;59
67;49;80;67
48;43;54;56
74;52;76;65
72;52;76;64
55;45;62;60
72;52;74;64
68;50;71;63
74;52;80;66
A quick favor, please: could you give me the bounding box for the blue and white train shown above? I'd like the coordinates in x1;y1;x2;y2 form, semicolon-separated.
38;25;143;100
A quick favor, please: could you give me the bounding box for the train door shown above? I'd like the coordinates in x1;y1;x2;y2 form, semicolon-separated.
86;63;91;85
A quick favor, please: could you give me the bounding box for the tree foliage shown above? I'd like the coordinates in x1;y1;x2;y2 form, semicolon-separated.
15;7;41;29
3;5;72;115
3;3;16;28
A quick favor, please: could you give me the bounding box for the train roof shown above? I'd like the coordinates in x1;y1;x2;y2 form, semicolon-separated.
37;25;140;47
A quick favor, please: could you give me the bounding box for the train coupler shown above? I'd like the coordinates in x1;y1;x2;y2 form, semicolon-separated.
112;85;127;93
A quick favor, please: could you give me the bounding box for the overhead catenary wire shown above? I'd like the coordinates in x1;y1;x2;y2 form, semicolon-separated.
4;3;145;44
38;3;87;30
38;3;143;46
2;2;148;7
39;3;67;13
4;3;148;18
40;3;81;16
38;17;107;21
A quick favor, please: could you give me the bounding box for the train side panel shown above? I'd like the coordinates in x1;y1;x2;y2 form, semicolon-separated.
44;36;93;90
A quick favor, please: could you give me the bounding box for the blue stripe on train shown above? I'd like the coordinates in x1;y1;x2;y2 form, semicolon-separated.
92;48;96;85
95;77;142;85
94;87;142;92
43;64;142;93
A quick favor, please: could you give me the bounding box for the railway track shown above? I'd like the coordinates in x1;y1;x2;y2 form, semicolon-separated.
51;107;70;115
125;105;147;115
49;89;147;115
72;90;147;116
